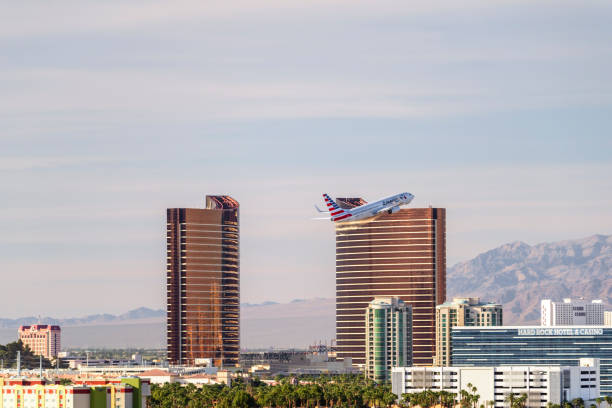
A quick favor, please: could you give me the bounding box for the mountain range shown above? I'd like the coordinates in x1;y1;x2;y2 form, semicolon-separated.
1;234;610;346
0;307;165;329
447;234;612;324
0;300;329;329
0;299;335;349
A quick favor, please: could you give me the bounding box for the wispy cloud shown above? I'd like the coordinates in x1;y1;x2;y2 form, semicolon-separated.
1;1;611;315
0;156;120;171
0;1;543;39
1;68;609;122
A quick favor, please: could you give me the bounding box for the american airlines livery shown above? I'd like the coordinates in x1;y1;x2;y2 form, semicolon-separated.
316;192;414;222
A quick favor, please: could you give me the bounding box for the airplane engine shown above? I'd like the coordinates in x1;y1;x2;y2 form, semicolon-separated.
387;206;400;214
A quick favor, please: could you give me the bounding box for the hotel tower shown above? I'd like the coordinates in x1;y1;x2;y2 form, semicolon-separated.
335;199;445;366
166;195;240;367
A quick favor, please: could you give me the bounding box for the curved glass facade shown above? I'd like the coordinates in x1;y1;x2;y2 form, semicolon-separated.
451;326;612;396
336;203;445;366
167;196;239;367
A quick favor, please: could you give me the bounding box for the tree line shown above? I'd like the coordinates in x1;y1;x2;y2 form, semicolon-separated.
0;340;54;369
148;376;612;408
148;375;397;408
401;385;612;408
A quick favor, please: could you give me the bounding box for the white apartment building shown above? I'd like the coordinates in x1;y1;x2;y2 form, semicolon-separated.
391;359;600;407
541;299;604;326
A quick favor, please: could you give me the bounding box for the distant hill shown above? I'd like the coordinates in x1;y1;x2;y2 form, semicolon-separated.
0;307;165;329
2;234;609;347
0;299;336;349
447;234;612;324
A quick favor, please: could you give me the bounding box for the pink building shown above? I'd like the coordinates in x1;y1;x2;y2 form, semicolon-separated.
18;325;61;359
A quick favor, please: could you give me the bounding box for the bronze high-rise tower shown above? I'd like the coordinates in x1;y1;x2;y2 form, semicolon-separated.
167;195;239;366
335;200;445;366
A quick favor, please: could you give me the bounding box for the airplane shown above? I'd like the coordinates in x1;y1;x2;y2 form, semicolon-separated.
315;192;414;222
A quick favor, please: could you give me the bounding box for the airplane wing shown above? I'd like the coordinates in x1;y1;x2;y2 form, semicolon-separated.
375;204;400;215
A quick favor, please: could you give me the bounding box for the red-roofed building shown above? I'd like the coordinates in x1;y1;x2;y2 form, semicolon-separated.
18;325;61;359
137;369;178;384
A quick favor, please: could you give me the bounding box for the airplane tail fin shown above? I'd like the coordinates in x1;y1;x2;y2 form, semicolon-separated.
323;193;352;222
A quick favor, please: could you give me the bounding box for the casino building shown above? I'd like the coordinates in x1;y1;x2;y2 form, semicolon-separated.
166;195;240;367
451;326;612;396
335;201;446;366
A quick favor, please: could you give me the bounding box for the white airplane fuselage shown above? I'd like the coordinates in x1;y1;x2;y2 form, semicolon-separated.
322;192;414;222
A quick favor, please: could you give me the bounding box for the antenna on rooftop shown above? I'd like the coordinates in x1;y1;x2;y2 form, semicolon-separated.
17;351;21;376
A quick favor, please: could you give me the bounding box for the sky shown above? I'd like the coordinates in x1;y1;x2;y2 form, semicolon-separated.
1;0;612;318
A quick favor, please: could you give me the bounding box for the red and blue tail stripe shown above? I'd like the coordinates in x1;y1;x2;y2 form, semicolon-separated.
323;194;353;222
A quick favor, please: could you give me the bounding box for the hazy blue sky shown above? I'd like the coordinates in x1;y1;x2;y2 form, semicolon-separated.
2;1;612;317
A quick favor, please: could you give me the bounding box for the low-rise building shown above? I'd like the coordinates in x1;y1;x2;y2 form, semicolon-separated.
0;377;150;408
392;359;600;407
240;350;359;377
18;325;61;359
138;369;178;385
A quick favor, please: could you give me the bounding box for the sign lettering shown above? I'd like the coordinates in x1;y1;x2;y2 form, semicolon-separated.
517;328;603;336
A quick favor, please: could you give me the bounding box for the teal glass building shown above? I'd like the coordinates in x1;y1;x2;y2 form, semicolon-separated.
451;326;612;396
365;297;413;383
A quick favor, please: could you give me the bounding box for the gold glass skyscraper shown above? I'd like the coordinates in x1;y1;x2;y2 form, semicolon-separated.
335;201;446;366
166;195;239;367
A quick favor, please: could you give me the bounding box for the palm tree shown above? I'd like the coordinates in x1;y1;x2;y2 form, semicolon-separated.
439;391;456;408
401;393;412;408
515;394;528;408
604;397;612;408
504;393;516;408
